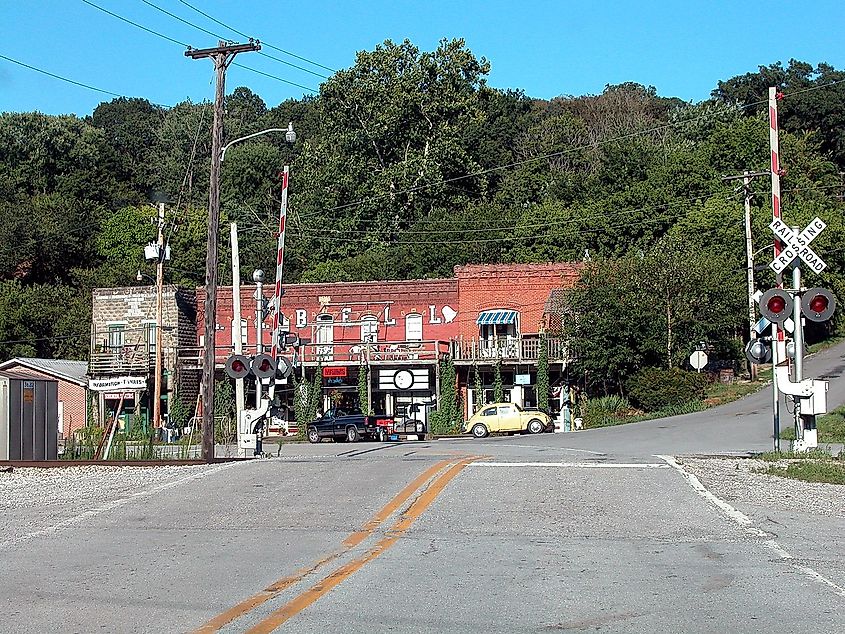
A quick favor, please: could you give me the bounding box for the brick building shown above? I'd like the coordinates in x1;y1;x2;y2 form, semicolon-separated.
192;262;581;425
89;285;197;430
0;358;88;439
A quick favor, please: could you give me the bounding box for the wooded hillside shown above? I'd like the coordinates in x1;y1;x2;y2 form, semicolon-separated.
1;40;843;393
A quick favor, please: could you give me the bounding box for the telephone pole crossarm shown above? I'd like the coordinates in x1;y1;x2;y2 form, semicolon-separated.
184;41;261;59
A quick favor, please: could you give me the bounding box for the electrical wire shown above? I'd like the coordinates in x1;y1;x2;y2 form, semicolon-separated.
81;0;190;47
81;0;316;94
232;62;317;93
0;53;123;99
139;0;329;80
177;0;337;73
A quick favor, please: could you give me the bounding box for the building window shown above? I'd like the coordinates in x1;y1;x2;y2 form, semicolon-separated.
107;324;125;351
241;319;248;346
361;315;378;343
144;322;157;354
405;313;423;341
316;313;334;361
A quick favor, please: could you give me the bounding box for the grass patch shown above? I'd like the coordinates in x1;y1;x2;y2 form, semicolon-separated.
753;451;845;484
758;460;845;485
702;380;761;407
778;405;845;444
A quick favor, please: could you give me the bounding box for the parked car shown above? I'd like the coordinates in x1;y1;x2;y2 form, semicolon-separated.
464;402;552;438
306;408;393;443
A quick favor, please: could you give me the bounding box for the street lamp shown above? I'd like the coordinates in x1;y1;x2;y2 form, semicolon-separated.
220;122;296;161
200;123;296;461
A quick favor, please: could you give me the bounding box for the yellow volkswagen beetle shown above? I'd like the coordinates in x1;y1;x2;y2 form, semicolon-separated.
465;402;552;438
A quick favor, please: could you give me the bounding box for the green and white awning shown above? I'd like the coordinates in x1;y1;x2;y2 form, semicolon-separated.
476;310;518;325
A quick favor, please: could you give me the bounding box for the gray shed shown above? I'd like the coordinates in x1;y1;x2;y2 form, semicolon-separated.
0;371;58;460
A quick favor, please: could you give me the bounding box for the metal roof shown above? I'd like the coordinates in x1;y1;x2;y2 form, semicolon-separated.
476;310;519;325
0;358;88;387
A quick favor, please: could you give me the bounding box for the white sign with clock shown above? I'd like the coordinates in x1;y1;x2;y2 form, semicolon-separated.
378;368;430;391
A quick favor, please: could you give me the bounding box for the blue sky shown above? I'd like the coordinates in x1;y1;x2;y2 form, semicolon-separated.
1;1;843;116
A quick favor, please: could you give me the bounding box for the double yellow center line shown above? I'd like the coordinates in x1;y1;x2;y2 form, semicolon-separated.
195;454;481;633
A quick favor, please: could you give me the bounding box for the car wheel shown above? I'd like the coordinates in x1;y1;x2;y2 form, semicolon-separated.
471;423;489;438
527;418;545;434
307;427;320;444
346;426;360;443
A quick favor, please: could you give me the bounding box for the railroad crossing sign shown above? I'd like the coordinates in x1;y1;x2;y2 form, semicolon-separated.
769;217;827;274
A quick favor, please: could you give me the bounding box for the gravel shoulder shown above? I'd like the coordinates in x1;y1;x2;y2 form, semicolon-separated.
677;456;845;518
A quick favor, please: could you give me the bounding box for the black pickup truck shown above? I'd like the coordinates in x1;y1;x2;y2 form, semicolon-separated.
306;408;393;443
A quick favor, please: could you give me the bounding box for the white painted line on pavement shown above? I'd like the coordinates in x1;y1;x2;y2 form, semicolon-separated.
494;444;606;455
0;461;240;550
658;455;845;600
468;462;669;468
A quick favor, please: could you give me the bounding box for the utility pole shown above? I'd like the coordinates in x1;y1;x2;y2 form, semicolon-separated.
186;40;261;462
722;170;768;382
153;202;165;433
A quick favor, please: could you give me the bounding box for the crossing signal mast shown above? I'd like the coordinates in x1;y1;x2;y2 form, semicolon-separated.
224;350;294;456
746;225;837;452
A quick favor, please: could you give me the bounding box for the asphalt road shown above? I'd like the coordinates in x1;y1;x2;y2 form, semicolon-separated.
2;341;844;633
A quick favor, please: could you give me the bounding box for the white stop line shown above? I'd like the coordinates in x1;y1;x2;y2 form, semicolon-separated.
769;217;827;274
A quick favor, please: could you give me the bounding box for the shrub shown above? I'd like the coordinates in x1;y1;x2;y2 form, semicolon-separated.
583;395;632;428
626;367;709;412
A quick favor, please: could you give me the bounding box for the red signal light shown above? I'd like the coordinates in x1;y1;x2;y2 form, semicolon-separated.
808;294;829;314
767;295;787;315
258;359;272;373
231;359;246;373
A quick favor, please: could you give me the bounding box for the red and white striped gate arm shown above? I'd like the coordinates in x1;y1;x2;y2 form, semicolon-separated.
271;166;289;363
769;87;785;343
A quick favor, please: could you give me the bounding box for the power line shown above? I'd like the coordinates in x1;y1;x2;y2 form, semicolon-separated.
178;0;336;74
140;0;329;79
0;53;123;99
81;0;316;93
80;0;190;47
232;62;317;93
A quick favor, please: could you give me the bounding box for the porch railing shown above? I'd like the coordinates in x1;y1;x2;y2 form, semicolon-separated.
89;347;154;375
450;336;568;362
177;339;452;367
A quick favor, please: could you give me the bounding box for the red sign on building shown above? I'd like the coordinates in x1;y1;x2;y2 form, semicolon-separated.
322;367;348;378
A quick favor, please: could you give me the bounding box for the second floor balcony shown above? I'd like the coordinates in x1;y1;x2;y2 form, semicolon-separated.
89;345;155;376
450;336;568;363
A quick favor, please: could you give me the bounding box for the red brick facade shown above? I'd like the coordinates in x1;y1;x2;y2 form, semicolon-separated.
454;263;583;339
192;263;582;422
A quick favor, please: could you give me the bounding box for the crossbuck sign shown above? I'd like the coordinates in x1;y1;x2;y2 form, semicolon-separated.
769;217;827;274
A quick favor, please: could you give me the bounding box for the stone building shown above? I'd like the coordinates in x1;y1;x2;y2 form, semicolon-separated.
89;285;196;430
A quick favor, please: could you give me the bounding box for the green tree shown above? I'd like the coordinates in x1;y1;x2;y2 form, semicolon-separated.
537;333;550;412
564;236;744;395
493;360;504;403
358;362;370;413
430;357;460;434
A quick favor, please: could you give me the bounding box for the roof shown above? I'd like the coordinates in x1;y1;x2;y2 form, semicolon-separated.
0;358;88;386
544;289;570;315
0;370;58;382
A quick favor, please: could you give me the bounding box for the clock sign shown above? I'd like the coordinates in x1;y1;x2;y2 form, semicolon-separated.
393;370;414;390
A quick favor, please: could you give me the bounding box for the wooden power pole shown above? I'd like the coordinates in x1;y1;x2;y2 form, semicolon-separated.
186;40;260;462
